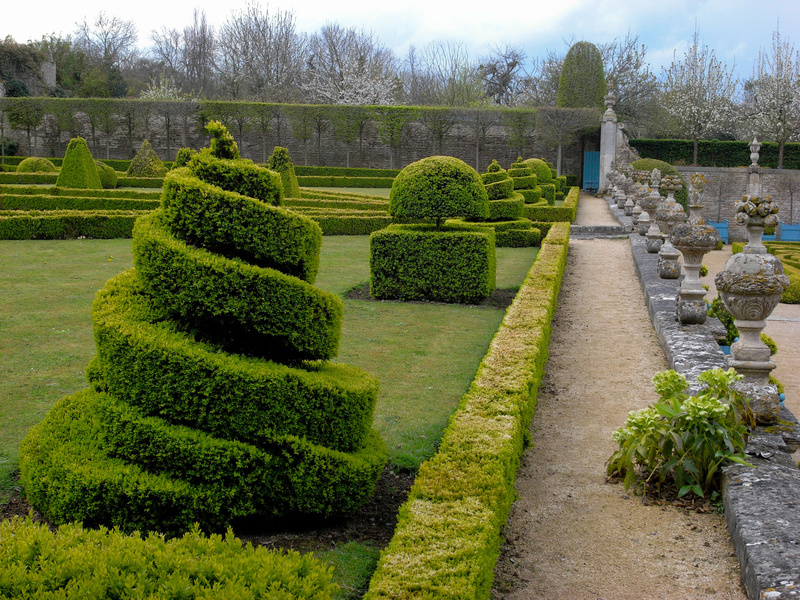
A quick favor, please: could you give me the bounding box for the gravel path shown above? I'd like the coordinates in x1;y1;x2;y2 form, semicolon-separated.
491;194;746;599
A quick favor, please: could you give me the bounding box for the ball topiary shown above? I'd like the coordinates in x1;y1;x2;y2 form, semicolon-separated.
524;158;553;184
389;156;489;229
16;157;57;173
267;146;301;198
56;137;102;189
127;140;167;178
94;160;118;189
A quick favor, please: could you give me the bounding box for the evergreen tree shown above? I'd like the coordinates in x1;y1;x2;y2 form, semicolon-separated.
557;41;607;109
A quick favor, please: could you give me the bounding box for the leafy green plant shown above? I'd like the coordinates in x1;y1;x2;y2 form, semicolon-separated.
707;295;778;353
606;368;754;499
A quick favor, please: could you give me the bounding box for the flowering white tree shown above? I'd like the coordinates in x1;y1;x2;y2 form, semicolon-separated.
746;29;800;168
661;31;738;165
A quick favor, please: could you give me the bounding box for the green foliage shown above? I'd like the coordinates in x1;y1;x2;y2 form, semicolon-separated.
297;175;395;188
449;217;539;247
0;517;336;598
630;139;800;170
267;146;301;198
187;152;284;206
126;140;167;177
206;120;241;159
521;187;579;222
389;156;489;228
16;157;56;173
295;166;400;178
557;41;607;109
370;224;496;303
523;158;553;184
0;210;138;239
0;193;156;211
606;368;753;499
94;160;117;189
56;137;101;189
365;227;569;600
173;146;197;167
481;161;515;201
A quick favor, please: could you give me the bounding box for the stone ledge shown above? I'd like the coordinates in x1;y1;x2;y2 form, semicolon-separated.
619;192;800;600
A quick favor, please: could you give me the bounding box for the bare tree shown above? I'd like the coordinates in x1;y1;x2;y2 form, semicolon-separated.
599;31;658;136
746;28;800;168
478;43;527;106
304;23;398;104
401;40;483;106
517;49;563;107
661;30;739;165
215;2;306;102
150;9;216;98
536;106;599;175
74;12;139;70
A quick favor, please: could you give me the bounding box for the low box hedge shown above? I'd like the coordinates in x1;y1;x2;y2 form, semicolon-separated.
0;194;159;211
0;210;140;239
365;223;569;599
285;197;390;212
133;212;342;362
297;175;395;188
521;187;579;223
486;194;524;220
0;517;336;598
517;187;542;203
116;176;164;188
302;213;393;235
540;183;556;205
0;185;160;199
0;172;58;185
370;224;496;303
294;166;400;178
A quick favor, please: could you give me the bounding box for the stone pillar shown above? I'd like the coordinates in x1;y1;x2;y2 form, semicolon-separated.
598;92;618;194
748;138;762;197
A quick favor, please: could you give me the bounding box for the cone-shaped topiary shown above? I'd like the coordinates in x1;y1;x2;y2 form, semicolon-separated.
17;157;57;173
21;122;386;535
267;146;301;198
389;156;489;229
94;160;118;189
56;137;102;189
127;140;167;177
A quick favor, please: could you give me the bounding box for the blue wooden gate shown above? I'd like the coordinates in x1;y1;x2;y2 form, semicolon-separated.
709;220;729;244
780;223;800;241
583;151;600;193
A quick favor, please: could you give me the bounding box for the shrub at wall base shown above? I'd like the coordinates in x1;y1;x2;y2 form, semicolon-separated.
370;156;495;303
20;123;387;535
55;137;102;189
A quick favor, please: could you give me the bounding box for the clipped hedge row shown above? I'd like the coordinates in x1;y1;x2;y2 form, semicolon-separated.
370;224;496;303
304;213;393;235
0;210;139;239
521;187;579;223
116;176;164;188
297;175;395;188
0;172;58;185
449;217;541;248
295;166;400;178
286;197;389;212
0;517;336;599
0;194;159;211
486;194;524;221
21;388;386;535
92;270;377;453
132;212;342;362
630;138;800;169
0;185;160;199
365;222;570;599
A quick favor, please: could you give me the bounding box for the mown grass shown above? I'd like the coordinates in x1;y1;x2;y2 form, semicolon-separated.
0;236;537;485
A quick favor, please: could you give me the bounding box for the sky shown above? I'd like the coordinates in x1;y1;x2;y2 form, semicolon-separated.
4;0;799;79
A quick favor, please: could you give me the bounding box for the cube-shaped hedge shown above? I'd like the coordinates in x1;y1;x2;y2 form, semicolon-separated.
370;224;495;303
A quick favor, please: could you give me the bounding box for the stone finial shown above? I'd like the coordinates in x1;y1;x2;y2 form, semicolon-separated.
749;137;761;167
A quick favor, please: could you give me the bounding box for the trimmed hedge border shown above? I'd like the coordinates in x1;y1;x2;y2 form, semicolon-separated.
0;210;140;239
297;176;395;188
0;195;159;211
295;166;400;178
365;221;570;599
521;187;579;222
0;185;160;199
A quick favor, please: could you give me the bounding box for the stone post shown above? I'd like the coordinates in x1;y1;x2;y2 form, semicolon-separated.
748;137;762;197
598;92;618;194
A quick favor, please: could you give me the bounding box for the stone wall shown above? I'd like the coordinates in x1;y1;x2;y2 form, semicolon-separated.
676;166;800;242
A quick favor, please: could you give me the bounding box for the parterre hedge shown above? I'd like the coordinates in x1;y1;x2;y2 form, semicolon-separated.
297;175;395;188
521;187;579;222
365;222;569;599
0;210;139;239
0;517;337;599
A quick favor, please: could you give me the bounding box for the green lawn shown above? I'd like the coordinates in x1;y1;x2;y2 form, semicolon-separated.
0;236;537;487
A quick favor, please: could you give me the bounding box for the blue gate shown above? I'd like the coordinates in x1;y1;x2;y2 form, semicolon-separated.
709;220;729;244
583;151;600;193
780;223;800;241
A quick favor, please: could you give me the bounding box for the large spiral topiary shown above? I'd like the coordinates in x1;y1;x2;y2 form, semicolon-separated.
20;123;387;535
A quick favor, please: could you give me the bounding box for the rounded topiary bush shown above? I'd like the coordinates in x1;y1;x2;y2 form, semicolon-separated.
56;137;102;189
389;156;489;228
94;160;118;189
16;157;57;173
481;160;515;200
524;158;553;185
127;140;167;178
631;158;688;207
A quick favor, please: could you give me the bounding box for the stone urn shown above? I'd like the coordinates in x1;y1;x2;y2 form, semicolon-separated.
642;169;663;250
671;196;720;324
715;195;789;424
654;175;686;278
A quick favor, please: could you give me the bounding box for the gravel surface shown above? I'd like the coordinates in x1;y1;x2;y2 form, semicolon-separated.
491;195;747;599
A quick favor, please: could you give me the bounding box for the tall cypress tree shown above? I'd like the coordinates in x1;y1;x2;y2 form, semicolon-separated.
557;41;607;109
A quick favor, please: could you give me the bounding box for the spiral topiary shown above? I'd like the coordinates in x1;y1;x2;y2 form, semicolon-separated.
16;157;57;173
20;122;386;535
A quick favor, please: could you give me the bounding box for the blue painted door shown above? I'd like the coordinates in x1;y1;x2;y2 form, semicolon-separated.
583;151;600;192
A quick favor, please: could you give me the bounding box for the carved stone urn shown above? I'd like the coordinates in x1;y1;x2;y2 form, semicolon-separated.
654;175;686;279
715;195;789;423
642;169;663;250
671;176;719;324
